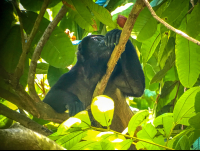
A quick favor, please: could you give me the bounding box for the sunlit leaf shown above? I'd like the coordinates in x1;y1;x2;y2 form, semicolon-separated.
57;117;82;135
91;95;114;127
74;110;91;127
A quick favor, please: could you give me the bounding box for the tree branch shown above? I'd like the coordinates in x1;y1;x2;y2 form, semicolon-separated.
93;0;146;97
0;123;64;150
0;103;52;136
28;5;67;102
13;0;50;87
143;0;200;46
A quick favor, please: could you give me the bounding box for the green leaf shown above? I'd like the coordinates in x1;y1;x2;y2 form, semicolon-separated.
186;3;200;38
128;110;149;136
84;0;116;28
168;127;194;148
160;81;178;98
51;2;63;20
91;95;114;127
100;139;115;150
173;87;200;125
21;11;75;68
132;7;157;42
189;112;200;129
154;113;174;137
159;37;175;69
65;0;95;31
175;135;190;150
36;62;49;74
136;123;164;150
136;135;165;150
0;25;22;73
175;19;200;88
47;65;69;87
56;131;86;149
74;110;91;127
161;0;189;24
0;114;13;129
141;25;161;64
157;26;169;65
195;92;200;113
57;111;91;135
144;64;156;80
57;117;82;135
151;51;175;84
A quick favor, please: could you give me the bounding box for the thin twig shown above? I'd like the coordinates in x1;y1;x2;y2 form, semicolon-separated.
28;5;67;102
93;0;146;97
143;0;200;46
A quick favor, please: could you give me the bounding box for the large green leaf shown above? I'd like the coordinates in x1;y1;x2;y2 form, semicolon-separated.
132;7;157;42
141;25;161;64
161;0;189;24
176;19;200;88
173;87;200;125
64;0;96;31
21;11;75;68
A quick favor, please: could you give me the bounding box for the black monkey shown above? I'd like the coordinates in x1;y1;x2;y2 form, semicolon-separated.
43;29;145;116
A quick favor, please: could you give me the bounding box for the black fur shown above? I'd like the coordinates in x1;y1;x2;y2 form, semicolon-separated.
43;29;145;116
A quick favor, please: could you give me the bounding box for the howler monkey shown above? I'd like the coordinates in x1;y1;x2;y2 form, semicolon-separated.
43;29;145;116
